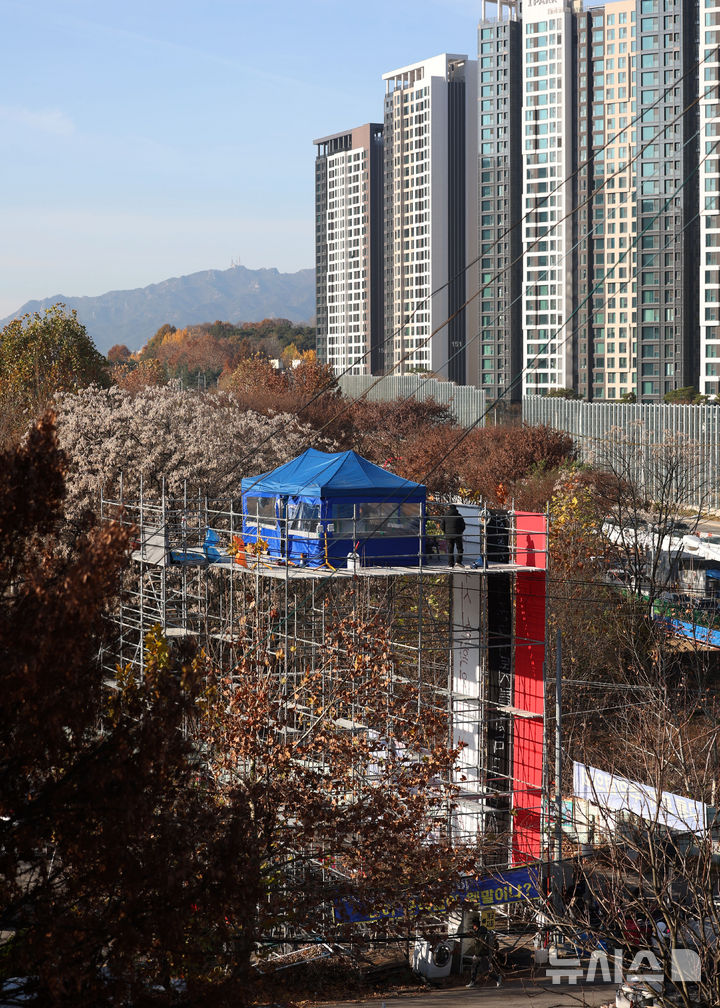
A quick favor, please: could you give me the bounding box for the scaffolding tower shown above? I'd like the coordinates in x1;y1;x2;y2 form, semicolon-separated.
100;481;548;863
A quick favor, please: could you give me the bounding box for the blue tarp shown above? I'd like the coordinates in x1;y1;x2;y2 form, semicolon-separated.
241;448;426;502
663;617;720;649
241;449;426;568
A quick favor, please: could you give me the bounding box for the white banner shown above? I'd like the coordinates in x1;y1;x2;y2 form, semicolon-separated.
573;762;707;834
452;574;481;799
452;574;480;697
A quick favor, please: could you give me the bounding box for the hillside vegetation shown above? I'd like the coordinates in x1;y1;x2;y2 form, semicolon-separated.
109;318;315;388
1;264;315;354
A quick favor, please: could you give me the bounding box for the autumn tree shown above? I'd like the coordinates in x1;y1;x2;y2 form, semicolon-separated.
533;678;720;1008
0;415;254;1004
111;356;168;393
107;343;131;363
153;326;232;383
140;322;177;359
597;424;708;606
344;420;574;503
198;608;481;961
219;352;287;404
281;341;302;366
544;468;654;764
0;304;108;444
457;423;575;507
219;352;347;439
342;398;457;483
137;319;316;378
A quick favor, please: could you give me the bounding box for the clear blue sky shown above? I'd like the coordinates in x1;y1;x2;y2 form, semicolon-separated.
0;0;482;317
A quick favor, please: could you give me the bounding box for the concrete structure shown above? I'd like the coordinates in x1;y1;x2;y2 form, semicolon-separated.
382;54;478;381
314;124;384;375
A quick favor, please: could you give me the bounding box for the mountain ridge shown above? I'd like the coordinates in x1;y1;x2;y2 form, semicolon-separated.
1;265;316;354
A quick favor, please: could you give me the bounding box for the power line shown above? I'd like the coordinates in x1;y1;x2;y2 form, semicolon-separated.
220;51;716;493
120;56;720;725
227;98;711;542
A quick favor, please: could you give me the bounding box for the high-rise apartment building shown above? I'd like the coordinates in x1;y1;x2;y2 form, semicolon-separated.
314;124;384;374
313;0;712;403
576;0;638;401
517;0;701;401
475;2;524;400
699;0;720;395
382;54;478;380
635;0;699;400
521;0;577;396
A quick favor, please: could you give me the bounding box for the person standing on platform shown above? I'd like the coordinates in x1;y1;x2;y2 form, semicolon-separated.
444;503;466;567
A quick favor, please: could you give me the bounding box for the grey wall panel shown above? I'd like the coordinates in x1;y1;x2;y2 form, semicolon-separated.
339;375;487;429
523;397;720;510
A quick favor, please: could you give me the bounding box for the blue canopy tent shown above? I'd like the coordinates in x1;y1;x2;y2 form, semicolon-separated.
241;448;426;567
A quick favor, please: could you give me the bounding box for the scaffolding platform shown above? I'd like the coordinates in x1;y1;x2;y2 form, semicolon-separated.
100;480;548;854
202;558;546;579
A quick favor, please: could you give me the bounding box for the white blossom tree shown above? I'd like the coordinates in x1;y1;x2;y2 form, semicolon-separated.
55;385;330;517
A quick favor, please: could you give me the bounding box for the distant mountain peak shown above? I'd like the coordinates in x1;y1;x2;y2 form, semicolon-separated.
2;264;315;354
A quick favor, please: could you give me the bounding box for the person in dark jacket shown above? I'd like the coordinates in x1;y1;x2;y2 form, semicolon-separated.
444;504;466;567
466;921;502;988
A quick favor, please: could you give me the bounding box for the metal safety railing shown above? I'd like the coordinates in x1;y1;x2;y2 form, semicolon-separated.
101;485;548;574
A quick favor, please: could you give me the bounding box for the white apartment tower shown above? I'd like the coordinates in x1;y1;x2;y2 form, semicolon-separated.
522;1;576;395
314;124;384;375
382;54;478;379
576;0;638;401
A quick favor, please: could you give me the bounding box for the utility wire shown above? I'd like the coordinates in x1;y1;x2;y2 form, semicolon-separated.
219;52;716;491
220;92;711;584
231;138;720;701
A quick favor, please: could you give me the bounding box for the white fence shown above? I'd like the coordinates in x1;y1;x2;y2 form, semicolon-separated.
523;396;720;512
338;374;487;429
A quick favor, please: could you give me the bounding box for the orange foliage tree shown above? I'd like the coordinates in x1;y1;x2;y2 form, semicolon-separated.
111;356;168;392
107;343;131;363
153;326;232;381
457;423;575;506
137;319;316;384
221;351;346;440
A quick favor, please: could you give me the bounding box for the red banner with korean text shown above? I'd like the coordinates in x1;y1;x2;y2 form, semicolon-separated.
512;513;547;863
